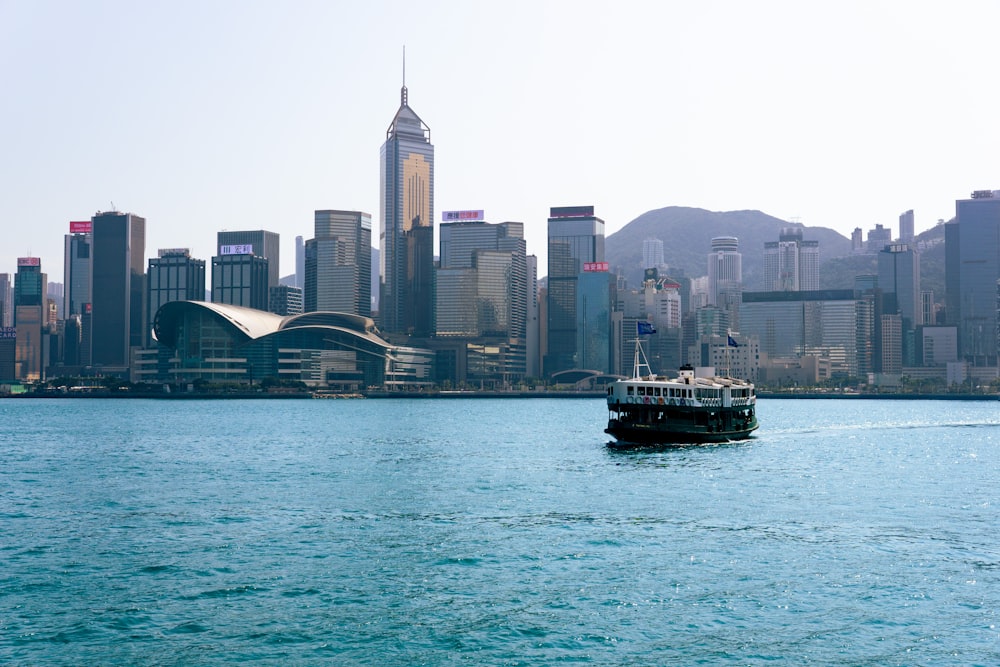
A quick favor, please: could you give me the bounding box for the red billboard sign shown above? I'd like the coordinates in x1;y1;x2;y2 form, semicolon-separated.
17;257;40;267
69;221;93;233
583;262;609;272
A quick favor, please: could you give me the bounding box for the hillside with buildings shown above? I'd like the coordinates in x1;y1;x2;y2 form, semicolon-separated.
605;206;853;289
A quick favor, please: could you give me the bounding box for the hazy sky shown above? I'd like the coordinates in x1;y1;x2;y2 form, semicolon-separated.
4;0;1000;285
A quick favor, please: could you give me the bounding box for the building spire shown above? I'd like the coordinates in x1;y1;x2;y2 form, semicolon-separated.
401;45;408;106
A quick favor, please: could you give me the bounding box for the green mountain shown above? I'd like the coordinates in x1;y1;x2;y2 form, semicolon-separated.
606;206;850;290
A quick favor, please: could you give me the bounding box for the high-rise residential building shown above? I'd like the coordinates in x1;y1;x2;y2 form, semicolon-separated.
946;190;1000;364
0;273;12;328
642;238;665;270
91;211;146;370
899;209;915;244
762;228;819;292
147;249;206;344
851;227;864;254
546;206;605;375
305;210;372;316
866;224;892;253
379;77;434;336
707;236;742;330
707;237;742;305
216;230;280;292
14;257;47;380
64;220;92;318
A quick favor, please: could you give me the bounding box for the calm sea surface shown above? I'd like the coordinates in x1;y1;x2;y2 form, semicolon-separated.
1;397;998;665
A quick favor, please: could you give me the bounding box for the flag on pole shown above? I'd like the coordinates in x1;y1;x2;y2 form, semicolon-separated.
727;335;739;347
637;321;657;335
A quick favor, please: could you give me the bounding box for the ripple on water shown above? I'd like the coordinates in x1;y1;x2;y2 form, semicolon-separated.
0;398;998;665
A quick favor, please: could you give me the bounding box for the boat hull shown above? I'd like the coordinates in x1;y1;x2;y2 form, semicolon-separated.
605;419;757;447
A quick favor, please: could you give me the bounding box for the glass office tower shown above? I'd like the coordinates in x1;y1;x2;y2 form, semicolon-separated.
147;249;206;345
379;80;434;336
91;211;146;370
948;191;1000;364
305;210;372;316
216;230;280;293
546;206;605;375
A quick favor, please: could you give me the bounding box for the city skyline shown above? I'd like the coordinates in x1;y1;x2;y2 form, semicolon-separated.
4;1;1000;285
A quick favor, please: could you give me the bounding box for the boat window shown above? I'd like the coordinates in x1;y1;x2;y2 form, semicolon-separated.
637;386;645;396
654;387;661;397
627;386;634;396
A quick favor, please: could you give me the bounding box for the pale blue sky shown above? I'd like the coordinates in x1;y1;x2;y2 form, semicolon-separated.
3;0;999;284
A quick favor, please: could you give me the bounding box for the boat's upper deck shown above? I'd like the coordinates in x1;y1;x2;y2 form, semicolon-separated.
607;371;755;408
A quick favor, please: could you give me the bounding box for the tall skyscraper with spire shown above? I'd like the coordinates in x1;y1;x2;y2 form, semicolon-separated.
379;59;434;336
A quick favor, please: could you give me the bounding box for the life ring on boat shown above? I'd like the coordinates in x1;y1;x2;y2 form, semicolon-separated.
626;396;633;404
658;397;664;405
668;398;675;406
644;397;651;404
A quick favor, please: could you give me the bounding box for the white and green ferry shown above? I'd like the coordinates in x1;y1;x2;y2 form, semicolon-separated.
605;340;758;446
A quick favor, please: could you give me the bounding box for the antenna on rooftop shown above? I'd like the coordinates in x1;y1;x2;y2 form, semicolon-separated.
401;45;408;106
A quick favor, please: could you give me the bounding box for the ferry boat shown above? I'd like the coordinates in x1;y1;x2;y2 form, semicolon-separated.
605;337;758;446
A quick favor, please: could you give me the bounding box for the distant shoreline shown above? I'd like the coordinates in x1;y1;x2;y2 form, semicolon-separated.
5;390;998;401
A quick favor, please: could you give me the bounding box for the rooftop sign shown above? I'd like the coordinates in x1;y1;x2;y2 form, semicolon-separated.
550;205;595;218
442;210;484;222
17;257;40;267
220;244;253;256
69;221;92;233
583;261;609;272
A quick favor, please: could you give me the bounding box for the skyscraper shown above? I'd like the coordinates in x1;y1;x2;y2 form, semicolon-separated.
147;249;206;345
546;206;605;375
14;257;47;380
0;273;12;328
216;230;280;291
946;190;1000;364
91;211;146;370
763;228;819;292
379;76;434;336
707;236;743;331
707;237;742;306
878;243;920;328
295;235;305;289
64;220;93;319
642;238;665;270
305;210;372;316
212;252;270;310
899;209;915;244
436;219;527;339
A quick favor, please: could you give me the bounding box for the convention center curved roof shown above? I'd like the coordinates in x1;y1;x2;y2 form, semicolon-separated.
152;301;392;350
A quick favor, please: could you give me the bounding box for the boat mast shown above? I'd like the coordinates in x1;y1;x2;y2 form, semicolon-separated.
631;337;653;380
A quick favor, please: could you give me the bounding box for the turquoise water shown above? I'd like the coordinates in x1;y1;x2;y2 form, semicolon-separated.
1;397;998;665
